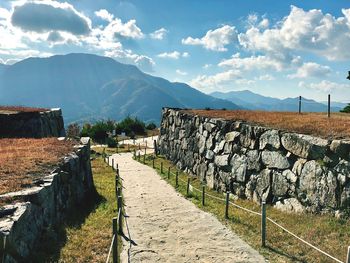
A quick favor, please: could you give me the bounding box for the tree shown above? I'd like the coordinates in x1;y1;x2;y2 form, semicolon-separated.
340;104;350;113
115;116;146;136
146;122;157;130
66;123;80;138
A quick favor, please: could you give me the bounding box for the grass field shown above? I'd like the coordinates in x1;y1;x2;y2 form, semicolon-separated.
32;157;121;262
187;109;350;139
0;138;75;194
140;154;350;263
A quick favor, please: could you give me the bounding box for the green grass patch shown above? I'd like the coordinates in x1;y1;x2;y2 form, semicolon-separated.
32;157;122;262
139;154;350;263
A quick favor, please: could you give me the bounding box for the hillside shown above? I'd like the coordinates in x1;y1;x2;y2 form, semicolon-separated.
0;53;239;124
211;90;343;112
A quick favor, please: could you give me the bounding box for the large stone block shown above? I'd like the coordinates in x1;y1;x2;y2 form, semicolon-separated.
281;133;328;159
230;154;247;183
259;129;280;150
261;150;291;169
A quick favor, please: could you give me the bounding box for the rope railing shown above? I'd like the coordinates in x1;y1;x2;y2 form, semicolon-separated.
104;156;134;263
153;159;347;263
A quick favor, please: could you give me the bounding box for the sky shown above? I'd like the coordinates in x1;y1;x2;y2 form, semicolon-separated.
0;0;350;102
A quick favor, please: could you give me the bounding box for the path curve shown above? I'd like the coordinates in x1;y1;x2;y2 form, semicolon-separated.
111;152;265;263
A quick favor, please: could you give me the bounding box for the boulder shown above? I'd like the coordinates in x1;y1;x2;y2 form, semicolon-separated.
261;150;291;169
206;163;215;189
246;150;261;171
281;133;328;159
225;131;240;142
230;154;247;183
274;198;305;213
272;171;289;197
205;150;215;160
299;161;337;208
214;154;230;167
330;140;350;159
259;129;280;150
254;169;271;202
198;135;206;155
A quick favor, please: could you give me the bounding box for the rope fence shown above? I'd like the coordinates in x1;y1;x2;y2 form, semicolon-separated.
152;157;349;263
104;155;133;263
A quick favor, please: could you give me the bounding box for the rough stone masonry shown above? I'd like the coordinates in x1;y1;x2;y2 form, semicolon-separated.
158;108;350;216
0;137;94;262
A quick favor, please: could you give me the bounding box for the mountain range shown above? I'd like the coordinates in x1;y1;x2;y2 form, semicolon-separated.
211;90;347;112
0;53;239;124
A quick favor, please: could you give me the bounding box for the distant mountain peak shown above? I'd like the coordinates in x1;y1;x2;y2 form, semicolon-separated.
0;53;240;124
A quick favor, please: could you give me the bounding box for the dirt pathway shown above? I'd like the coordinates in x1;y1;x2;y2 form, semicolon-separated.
111;152;265;263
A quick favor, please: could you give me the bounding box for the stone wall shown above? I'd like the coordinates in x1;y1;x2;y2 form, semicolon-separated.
0;137;94;262
0;108;65;138
158;108;350;215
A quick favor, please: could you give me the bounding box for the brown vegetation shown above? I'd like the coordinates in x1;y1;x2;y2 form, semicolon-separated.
0;106;49;113
186;109;350;139
0;138;74;194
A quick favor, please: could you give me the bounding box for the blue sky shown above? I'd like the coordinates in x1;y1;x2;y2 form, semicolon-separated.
0;0;350;102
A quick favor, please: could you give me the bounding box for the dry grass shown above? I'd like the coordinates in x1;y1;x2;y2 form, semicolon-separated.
32;157;120;262
141;155;350;263
0;138;75;194
186;109;350;139
0;106;49;113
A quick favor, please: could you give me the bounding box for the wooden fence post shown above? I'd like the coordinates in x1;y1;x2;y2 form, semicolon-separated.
346;246;350;263
328;94;331;118
112;158;114;170
202;186;205;206
225;192;230;219
112;217;118;263
154;140;158;156
118;197;123;234
176;171;179;187
167;167;170;179
138;152;141;161
261;201;266;247
186;178;190;196
143;153;146;164
161;162;163;174
116;163;119;170
298;95;301;114
107;156;110;166
138;143;141;150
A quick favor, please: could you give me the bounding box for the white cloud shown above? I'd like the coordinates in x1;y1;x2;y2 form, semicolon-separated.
299;80;350;92
235;78;255;85
182;25;236;51
157;51;188;59
190;69;241;91
95;9;114;22
257;74;275;81
0;8;10;20
203;64;212;69
219;53;286;71
288;62;331;79
150;27;168;40
11;1;92;35
259;18;269;29
105;49;155;72
176;69;187;76
238;6;350;61
104;18;143;39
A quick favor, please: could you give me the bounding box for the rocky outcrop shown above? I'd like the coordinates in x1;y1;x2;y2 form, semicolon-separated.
0;108;65;138
0;138;94;262
158;108;350;215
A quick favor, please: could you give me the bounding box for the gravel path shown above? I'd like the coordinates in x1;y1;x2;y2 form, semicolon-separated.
111;152;265;263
